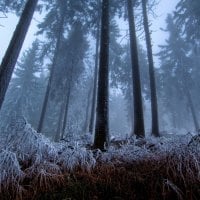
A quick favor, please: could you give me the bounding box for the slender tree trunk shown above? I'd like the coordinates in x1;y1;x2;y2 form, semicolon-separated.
55;73;73;142
127;0;145;138
60;61;74;139
93;0;110;150
37;11;65;133
60;86;72;140
84;83;93;133
142;0;159;137
0;0;38;110
54;103;64;142
171;110;177;129
185;86;199;131
89;10;101;134
181;58;200;131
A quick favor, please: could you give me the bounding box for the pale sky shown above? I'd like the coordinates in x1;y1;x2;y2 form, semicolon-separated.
150;0;178;52
0;0;179;66
0;11;39;61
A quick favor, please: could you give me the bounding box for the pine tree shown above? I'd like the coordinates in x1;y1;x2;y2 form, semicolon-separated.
37;2;66;133
175;0;200;40
0;0;26;14
142;0;159;137
127;0;145;138
0;0;38;110
37;0;93;134
89;2;101;135
158;14;199;131
93;0;110;150
0;40;44;129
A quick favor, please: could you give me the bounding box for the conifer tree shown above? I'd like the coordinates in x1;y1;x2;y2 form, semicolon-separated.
93;0;110;150
127;0;145;138
0;0;38;110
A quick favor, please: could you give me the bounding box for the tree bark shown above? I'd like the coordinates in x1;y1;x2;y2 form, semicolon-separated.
93;0;110;150
37;9;65;133
127;0;145;138
0;0;38;110
142;0;159;137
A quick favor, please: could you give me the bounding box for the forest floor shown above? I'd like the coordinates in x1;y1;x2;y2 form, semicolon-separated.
0;121;200;200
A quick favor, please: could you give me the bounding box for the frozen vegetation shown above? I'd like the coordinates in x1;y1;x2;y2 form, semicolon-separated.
0;0;200;199
0;118;200;199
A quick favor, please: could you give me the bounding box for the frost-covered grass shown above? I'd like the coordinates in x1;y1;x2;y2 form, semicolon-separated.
0;118;95;200
0;118;200;199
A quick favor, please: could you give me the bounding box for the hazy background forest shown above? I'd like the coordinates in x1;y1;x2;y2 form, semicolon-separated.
0;0;198;139
0;0;200;199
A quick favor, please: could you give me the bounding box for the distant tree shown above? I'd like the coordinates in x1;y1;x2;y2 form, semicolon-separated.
111;43;149;133
0;0;26;14
51;22;89;141
37;1;66;133
83;82;93;134
37;0;97;134
0;0;38;110
142;0;159;137
89;2;101;135
93;0;110;150
127;0;145;138
158;14;199;131
0;40;44;129
175;0;200;41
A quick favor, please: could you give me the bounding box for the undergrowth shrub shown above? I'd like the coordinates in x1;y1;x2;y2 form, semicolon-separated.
0;117;200;199
0;118;96;200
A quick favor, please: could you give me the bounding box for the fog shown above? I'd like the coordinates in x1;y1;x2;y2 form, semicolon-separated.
0;0;200;199
0;0;199;138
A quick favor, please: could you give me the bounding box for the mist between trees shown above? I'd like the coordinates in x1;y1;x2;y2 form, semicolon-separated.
1;1;200;199
0;0;200;153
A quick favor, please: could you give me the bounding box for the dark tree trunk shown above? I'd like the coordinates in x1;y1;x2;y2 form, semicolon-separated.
142;0;159;137
93;0;110;150
83;83;93;133
0;0;38;110
55;62;74;141
181;59;200;131
60;85;71;140
60;61;74;140
185;86;199;131
54;103;64;142
89;10;101;134
127;0;145;138
37;11;65;133
171;110;177;129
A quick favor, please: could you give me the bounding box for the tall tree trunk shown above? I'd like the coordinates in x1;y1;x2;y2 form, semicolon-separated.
181;58;200;131
60;85;72;140
142;0;159;137
93;0;110;150
54;103;64;142
185;86;199;131
84;83;93;133
37;10;65;133
89;9;101;134
60;61;74;140
0;0;38;110
171;110;177;129
127;0;145;138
